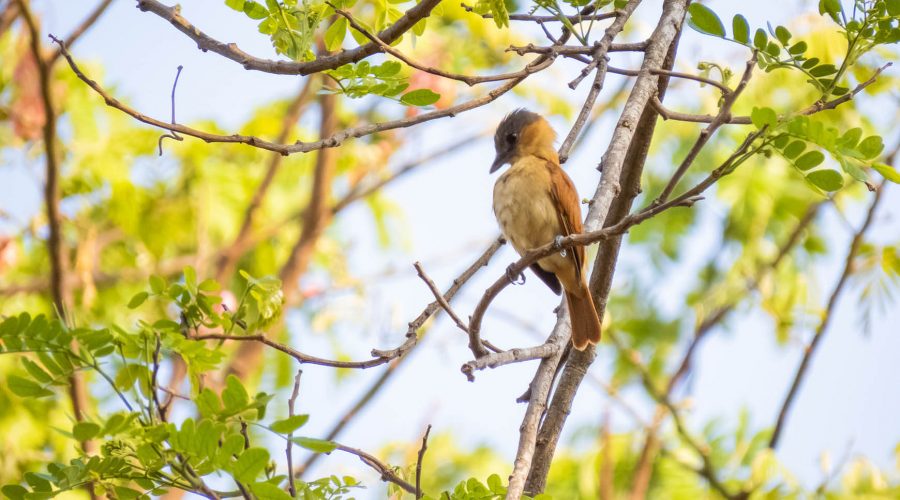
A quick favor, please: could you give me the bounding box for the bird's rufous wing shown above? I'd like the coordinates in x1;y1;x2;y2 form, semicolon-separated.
546;162;584;279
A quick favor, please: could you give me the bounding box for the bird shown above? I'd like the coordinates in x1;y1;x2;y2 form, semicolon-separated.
489;109;601;350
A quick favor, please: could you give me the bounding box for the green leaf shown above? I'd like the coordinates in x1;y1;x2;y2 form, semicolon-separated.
128;291;149;309
487;474;505;493
22;358;52;384
838;127;862;148
24;472;51;492
198;279;220;292
226;0;246;10
775;25;791;44
888;0;900;16
113;486;143;499
223;375;250;412
687;3;725;37
293;436;337;453
873;162;900;183
795;151;825;170
196;388;222;417
819;0;842;15
2;485;28;499
400;89;440;106
810;64;837;76
149;275;165;294
750;107;777;129
73;422;101;441
324;17;347;52
8;375;53;398
232;447;270;482
753;28;768;49
184;266;197;290
270;414;310;434
488;0;509;28
782;141;805;159
249;482;292;500
858;136;884;159
788;41;807;55
732;15;749;43
374;60;402;77
806;170;843;191
243;1;269;19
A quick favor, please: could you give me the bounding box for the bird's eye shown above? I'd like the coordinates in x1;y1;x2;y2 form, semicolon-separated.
506;133;517;144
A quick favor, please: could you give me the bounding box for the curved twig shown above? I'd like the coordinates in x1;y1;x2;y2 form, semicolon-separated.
136;0;442;75
51;36;546;155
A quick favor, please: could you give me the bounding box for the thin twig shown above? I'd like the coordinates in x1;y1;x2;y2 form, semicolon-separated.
333;443;417;494
157;64;184;155
137;0;442;75
415;425;432;499
461;342;562;382
650;63;891;124
558;0;643;162
607;331;737;499
18;8;96;498
507;41;648;56
215;78;317;282
331;6;546;86
460;3;620;23
654;52;757;205
768;183;887;450
52;36;538;156
414;262;471;337
286;369;302;497
296;241;503;477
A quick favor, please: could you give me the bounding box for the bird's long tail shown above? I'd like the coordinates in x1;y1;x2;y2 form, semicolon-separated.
565;281;601;350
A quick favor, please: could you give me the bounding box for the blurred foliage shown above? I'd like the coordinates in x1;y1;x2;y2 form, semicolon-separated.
1;0;900;498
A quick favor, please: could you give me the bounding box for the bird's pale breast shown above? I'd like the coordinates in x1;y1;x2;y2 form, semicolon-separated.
492;157;560;256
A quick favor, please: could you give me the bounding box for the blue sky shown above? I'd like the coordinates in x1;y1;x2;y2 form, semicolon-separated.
4;0;899;496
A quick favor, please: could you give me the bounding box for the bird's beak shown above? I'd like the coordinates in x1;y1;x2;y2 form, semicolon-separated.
490;152;509;173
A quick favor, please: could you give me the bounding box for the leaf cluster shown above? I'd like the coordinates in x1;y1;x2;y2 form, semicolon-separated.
0;270;350;499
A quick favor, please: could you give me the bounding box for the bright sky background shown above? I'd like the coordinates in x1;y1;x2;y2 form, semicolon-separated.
3;0;899;497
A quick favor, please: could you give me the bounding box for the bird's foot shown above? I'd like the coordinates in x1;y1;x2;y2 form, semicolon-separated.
506;264;526;285
554;235;567;257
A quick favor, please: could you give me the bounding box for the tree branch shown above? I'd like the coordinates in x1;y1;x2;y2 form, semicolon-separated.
768;182;887;450
52;36;539;155
286;369;302;497
135;0;442;75
654;52;757;205
17;4;96;497
332;442;417;494
650;62;891;124
607;331;737;499
460;342;562;382
215;78;317;283
331;6;550;87
460;3;620;23
413;262;472;340
415;425;432;499
558;0;642;163
525;1;690;493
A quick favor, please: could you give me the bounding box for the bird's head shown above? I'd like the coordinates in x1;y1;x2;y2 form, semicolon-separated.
490;109;557;173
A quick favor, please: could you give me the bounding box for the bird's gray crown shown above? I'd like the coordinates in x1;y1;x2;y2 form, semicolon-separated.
493;108;540;151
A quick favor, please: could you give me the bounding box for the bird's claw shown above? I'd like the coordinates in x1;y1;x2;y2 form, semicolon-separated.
506;265;526;285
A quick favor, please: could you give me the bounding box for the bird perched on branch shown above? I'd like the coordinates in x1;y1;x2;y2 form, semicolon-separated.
490;109;601;350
